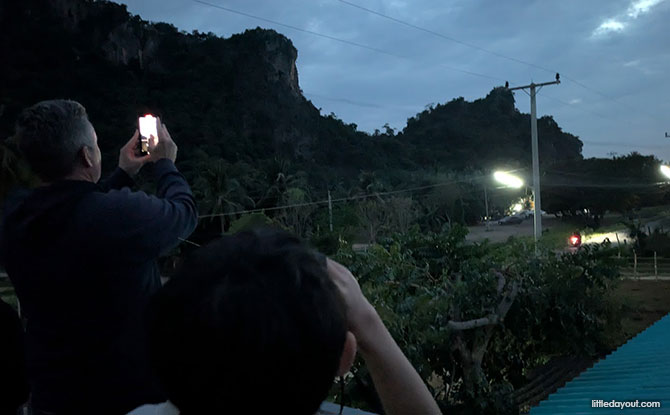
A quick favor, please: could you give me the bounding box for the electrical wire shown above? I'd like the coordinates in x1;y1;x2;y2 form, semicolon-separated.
303;91;419;110
193;0;401;58
192;0;506;82
336;0;553;73
192;0;664;143
197;168;529;219
195;163;670;220
334;0;666;124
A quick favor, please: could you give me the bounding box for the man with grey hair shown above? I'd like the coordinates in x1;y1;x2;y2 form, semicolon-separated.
0;99;198;414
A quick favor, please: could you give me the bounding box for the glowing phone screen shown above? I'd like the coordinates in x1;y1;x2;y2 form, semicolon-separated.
139;115;158;142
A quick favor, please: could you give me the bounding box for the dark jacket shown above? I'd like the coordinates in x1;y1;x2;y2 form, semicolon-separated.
0;159;198;414
0;298;29;413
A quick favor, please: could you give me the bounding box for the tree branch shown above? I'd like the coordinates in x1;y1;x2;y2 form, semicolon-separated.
447;273;520;331
447;314;499;331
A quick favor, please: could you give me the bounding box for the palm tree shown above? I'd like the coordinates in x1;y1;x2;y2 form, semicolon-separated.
194;158;255;234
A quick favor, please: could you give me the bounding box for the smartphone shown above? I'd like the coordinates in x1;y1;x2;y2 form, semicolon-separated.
138;114;158;155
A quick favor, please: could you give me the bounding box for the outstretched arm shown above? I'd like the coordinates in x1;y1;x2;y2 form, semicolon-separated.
327;259;441;415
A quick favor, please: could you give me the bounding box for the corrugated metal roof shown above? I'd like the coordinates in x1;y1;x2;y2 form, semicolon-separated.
530;313;670;414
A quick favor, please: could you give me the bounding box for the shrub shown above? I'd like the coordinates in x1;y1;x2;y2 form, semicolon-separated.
333;226;622;414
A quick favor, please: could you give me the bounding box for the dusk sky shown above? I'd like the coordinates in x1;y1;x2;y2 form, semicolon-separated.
120;0;670;161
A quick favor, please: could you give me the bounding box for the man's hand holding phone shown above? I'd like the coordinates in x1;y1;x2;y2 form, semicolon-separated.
148;117;177;164
119;130;151;177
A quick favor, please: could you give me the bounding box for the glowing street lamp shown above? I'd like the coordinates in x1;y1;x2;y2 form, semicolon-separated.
483;171;524;231
494;171;524;189
660;165;670;180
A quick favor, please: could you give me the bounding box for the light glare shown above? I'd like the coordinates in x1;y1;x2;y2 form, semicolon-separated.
660;165;670;179
139;115;158;141
494;171;524;189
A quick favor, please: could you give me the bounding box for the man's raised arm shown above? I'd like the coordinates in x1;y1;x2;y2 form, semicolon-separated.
327;259;442;415
84;121;198;263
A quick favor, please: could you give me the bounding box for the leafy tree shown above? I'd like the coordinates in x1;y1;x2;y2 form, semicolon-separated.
334;228;622;414
357;200;388;243
274;187;315;238
385;196;418;234
227;212;274;234
543;153;665;225
193;158;255;234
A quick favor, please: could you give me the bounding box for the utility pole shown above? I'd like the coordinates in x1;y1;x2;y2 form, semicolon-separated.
507;74;560;243
484;185;491;231
328;190;333;232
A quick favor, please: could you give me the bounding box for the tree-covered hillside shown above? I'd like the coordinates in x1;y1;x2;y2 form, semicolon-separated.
1;0;581;177
3;0;662;242
399;89;583;170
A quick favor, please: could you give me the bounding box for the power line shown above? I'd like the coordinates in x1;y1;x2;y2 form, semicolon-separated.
537;91;668;150
193;0;401;58
303;91;419;110
336;0;553;74
197;168;528;219
543;181;667;189
192;0;506;82
303;86;663;154
335;0;665;124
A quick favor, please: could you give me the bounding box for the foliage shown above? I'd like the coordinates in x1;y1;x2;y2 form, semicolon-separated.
399;89;582;171
0;0;593;244
623;219;670;257
191;157;255;234
542;153;666;223
334;228;622;414
227;212;274;235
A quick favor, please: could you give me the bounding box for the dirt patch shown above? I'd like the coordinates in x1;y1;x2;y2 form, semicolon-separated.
614;279;670;344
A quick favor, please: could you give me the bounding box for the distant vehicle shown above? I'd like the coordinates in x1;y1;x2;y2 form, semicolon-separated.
568;232;582;247
498;215;524;225
518;210;533;219
518;210;547;219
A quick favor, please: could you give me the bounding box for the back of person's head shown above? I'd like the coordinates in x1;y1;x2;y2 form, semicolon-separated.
148;228;348;415
14;99;94;181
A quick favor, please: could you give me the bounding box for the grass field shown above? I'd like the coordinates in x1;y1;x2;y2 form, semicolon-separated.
611;279;670;348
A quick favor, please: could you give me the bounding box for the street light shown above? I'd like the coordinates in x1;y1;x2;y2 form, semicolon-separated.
494;171;524;188
483;171;525;231
661;165;670;180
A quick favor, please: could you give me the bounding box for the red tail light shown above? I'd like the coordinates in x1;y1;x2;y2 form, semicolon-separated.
569;234;581;247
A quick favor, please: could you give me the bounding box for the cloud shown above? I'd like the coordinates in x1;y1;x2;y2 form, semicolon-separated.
592;0;666;37
593;19;626;36
627;0;665;18
569;98;582;105
623;59;640;67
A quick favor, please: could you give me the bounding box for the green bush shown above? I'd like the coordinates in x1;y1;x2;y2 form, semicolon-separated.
332;227;622;414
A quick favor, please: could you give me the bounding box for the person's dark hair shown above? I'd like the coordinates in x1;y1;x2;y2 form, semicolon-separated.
148;229;348;415
14;99;94;181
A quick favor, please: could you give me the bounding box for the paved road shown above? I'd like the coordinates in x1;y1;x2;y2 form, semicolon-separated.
466;215;558;244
